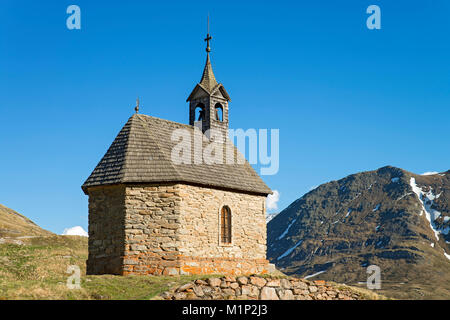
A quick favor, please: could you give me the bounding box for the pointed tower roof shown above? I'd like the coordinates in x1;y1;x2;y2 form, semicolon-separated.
186;26;230;102
199;53;218;92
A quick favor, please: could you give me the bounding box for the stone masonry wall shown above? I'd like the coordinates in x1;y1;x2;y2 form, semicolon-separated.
122;183;268;275
87;185;126;275
122;184;183;275
87;183;268;276
177;184;268;274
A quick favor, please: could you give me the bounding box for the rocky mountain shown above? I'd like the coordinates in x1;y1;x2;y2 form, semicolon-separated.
266;212;279;223
0;204;52;239
267;166;450;299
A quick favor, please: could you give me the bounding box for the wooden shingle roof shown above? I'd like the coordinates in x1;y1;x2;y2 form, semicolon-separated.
82;114;271;195
186;53;231;102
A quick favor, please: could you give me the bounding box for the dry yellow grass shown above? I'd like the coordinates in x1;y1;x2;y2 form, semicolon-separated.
0;204;53;238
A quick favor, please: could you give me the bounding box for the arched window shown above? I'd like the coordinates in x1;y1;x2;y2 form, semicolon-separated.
220;206;232;244
195;103;206;121
214;103;223;121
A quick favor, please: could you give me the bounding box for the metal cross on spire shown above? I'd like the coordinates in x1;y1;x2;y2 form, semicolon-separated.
204;14;212;53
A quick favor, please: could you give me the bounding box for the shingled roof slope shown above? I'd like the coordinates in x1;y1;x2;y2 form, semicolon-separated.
82;114;271;195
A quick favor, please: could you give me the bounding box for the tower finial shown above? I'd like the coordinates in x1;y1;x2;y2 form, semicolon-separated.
135;97;140;114
204;14;212;53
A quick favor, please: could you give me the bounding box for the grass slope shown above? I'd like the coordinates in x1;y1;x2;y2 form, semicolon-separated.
0;204;53;238
0;235;208;300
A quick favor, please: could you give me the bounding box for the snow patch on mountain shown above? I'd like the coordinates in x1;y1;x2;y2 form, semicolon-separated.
422;172;439;176
304;270;326;280
409;177;449;241
277;240;302;261
277;218;296;240
266;212;279;223
396;192;413;201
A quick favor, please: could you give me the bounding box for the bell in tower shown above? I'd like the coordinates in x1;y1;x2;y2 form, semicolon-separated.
187;20;231;138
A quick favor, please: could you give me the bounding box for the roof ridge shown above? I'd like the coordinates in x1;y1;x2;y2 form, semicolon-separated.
138;114;194;129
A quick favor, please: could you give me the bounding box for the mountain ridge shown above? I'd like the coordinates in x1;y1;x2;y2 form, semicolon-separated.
267;166;450;299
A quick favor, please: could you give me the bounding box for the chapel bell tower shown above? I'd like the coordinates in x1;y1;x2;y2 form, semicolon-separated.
187;21;231;137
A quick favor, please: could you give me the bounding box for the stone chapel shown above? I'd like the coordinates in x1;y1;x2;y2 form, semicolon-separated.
82;31;272;276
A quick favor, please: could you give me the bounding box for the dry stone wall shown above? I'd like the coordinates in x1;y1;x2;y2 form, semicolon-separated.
159;275;369;300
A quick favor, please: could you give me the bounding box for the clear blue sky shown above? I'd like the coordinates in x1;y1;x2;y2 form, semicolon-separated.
0;1;449;234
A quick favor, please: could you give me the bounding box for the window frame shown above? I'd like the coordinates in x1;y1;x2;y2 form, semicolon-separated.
218;205;233;246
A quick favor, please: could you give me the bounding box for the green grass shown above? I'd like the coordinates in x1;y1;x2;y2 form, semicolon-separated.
0;235;386;300
0;235;210;300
